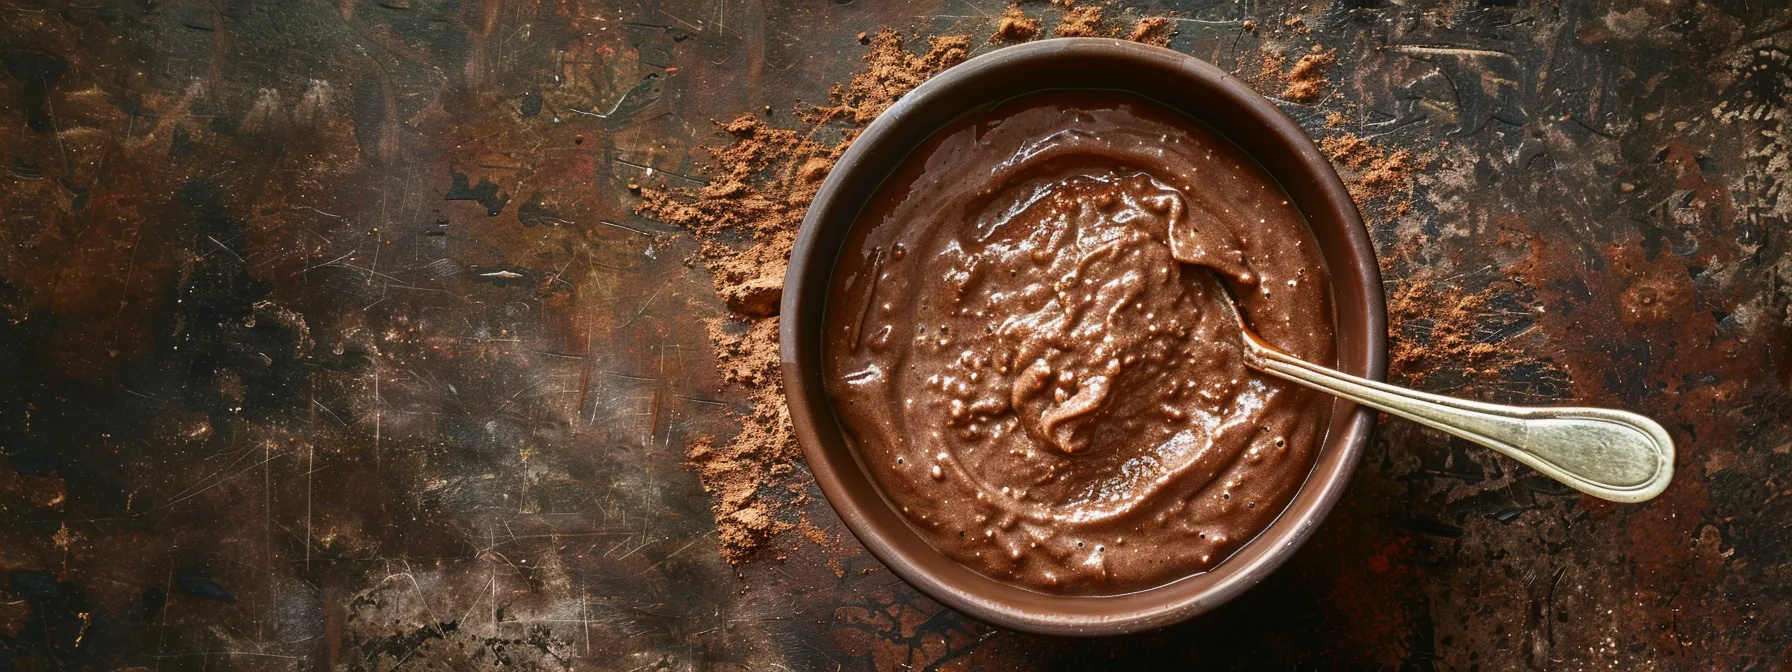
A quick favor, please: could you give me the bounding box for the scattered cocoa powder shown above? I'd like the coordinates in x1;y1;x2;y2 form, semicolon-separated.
1055;5;1105;37
1363;136;1566;398
1126;16;1176;47
681;317;797;560
805;31;971;126
991;6;1041;43
799;517;833;548
635;31;972;563
1038;6;1179;43
1320;132;1418;217
798;518;847;577
1387;278;1568;396
1320;133;1376;168
638;114;837;240
1281;48;1336;102
1390;282;1488;384
1253;50;1288;90
1360;149;1414;197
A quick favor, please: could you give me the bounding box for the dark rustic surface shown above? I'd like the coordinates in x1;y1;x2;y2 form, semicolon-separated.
2;0;1790;669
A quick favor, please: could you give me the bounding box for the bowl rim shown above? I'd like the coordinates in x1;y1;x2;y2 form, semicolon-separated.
781;37;1387;636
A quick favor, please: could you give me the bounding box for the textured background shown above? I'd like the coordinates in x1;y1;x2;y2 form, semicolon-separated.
2;0;1790;669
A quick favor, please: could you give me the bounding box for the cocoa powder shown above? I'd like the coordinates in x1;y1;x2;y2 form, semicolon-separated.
636;31;971;563
1320;132;1417;217
1281;48;1336;102
1387;278;1569;395
1127;16;1176;47
992;6;1041;43
804;32;972;127
1055;6;1106;37
1049;5;1178;44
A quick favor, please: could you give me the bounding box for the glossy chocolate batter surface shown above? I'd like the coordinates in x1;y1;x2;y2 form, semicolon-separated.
823;91;1336;595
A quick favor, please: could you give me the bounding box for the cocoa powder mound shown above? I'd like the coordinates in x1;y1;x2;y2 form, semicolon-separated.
1126;16;1176;47
1253;50;1289;92
1039;6;1177;43
1281;48;1336;102
1055;6;1106;37
991;6;1041;43
635;31;971;563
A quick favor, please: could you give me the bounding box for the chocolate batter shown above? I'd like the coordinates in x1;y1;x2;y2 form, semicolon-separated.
823;91;1336;594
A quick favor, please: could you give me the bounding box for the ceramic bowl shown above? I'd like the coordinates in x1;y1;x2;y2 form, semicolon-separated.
781;38;1387;635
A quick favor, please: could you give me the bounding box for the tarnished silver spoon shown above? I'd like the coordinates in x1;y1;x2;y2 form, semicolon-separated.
1207;278;1675;503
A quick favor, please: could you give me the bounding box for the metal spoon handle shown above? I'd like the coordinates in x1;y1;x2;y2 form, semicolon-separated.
1238;332;1674;503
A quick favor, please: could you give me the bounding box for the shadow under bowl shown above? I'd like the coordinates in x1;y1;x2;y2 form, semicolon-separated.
781;38;1387;636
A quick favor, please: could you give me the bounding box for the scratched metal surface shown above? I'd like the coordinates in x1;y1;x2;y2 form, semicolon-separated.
1;0;1789;669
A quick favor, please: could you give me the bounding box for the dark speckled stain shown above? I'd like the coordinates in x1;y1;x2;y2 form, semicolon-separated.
2;570;104;668
0;324;148;529
0;51;67;133
9;157;42;180
0;296;62;477
0;0;1789;669
175;569;236;604
169;182;313;418
516;200;561;227
471;627;571;667
351;71;389;163
446;172;509;216
355;619;458;664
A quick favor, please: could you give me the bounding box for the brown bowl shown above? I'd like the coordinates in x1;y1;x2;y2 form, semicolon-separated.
781;38;1387;635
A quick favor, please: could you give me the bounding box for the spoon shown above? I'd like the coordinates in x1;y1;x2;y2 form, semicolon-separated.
1206;278;1675;503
